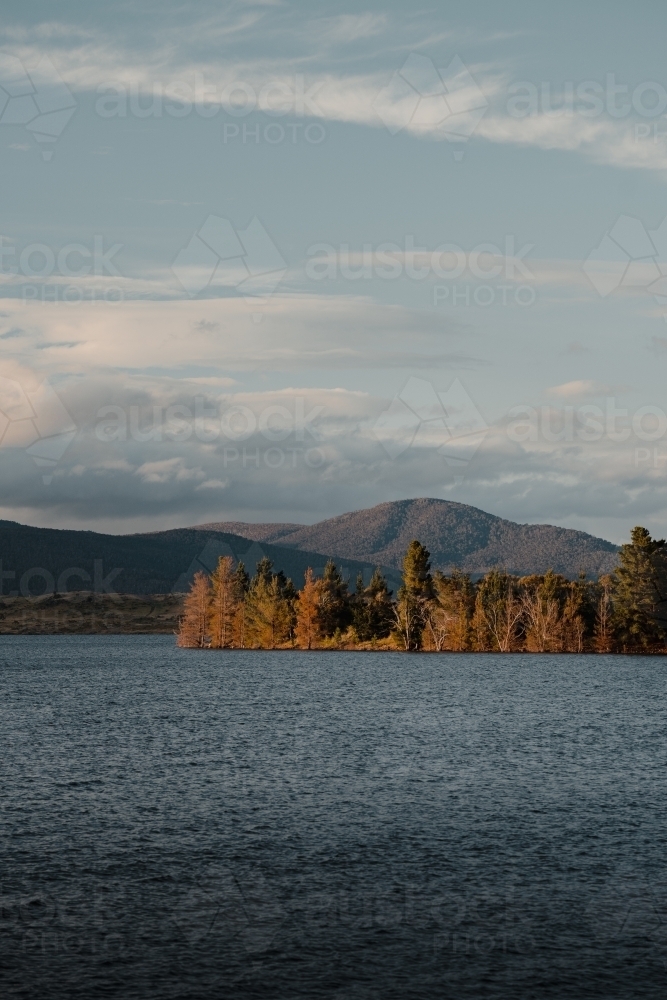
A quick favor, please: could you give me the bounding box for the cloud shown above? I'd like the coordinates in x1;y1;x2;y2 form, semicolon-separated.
546;380;615;400
0;365;666;544
0;293;477;375
306;14;388;44
135;456;205;484
476;113;667;175
3;20;665;175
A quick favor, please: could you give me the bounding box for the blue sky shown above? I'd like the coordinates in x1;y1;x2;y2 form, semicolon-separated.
1;0;667;542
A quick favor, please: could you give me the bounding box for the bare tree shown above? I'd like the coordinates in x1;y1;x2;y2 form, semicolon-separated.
522;590;562;652
594;575;615;652
392;596;423;650
472;571;523;652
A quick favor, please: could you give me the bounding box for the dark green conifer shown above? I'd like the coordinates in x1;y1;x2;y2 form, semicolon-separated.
613;526;667;648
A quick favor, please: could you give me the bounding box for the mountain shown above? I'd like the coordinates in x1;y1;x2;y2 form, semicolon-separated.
0;522;400;597
195;499;619;579
194;521;303;544
0;499;619;601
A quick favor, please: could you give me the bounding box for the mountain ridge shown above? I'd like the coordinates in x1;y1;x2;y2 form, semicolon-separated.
0;521;399;596
194;498;618;579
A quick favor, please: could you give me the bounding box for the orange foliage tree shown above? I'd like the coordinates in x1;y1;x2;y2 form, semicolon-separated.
177;571;210;647
295;568;323;649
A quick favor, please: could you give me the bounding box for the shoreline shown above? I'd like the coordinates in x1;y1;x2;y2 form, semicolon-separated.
1;632;666;654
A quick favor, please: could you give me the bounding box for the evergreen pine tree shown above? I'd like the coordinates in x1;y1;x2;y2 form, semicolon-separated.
394;541;434;649
401;541;434;600
365;567;394;639
351;568;394;641
319;559;351;636
235;561;250;594
613;526;667;649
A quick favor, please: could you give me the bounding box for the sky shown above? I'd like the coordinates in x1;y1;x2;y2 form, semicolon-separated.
1;0;667;542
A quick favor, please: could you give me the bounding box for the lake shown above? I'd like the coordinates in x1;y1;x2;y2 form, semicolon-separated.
1;635;666;998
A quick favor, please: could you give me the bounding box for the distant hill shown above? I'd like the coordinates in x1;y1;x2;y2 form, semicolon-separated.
194;521;303;544
0;522;399;597
0;499;619;601
196;499;618;579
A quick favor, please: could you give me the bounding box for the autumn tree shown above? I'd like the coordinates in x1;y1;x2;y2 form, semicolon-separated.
472;570;523;652
244;559;294;648
177;571;211;648
295;568;324;648
422;570;473;651
560;573;592;653
393;593;424;650
593;574;615;652
519;570;566;652
208;556;240;648
613;526;667;649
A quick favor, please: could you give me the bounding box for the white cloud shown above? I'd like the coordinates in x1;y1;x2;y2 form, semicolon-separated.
0;293;476;375
135;457;206;483
546;380;615;400
476;113;667;174
0;359;665;544
306;14;388;44
3;23;665;175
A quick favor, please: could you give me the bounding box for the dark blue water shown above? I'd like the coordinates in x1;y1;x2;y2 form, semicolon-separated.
1;636;667;999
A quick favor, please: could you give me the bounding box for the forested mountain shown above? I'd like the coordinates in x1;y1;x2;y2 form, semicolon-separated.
195;521;303;543
0;521;396;596
196;498;618;579
0;498;619;599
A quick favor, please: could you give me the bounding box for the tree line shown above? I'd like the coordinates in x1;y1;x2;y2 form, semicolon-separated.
177;526;667;652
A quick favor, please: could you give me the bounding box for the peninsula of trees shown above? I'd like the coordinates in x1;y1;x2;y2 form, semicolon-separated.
177;526;667;653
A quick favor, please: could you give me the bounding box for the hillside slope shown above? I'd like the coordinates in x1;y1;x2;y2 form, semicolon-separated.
193;521;303;543
198;499;618;578
0;521;397;597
